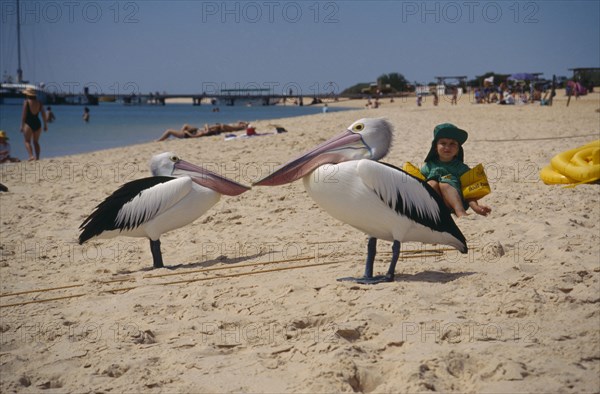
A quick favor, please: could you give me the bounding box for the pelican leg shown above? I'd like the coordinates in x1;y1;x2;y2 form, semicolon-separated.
338;239;399;284
384;240;401;281
150;239;164;268
337;237;383;284
364;237;377;278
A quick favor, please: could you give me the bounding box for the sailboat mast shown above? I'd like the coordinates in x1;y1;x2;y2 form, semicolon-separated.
16;0;23;83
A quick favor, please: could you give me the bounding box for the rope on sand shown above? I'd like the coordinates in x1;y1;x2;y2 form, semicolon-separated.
0;256;337;307
0;257;319;299
0;294;87;308
0;283;85;298
400;247;455;254
142;256;315;279
1;259;342;306
474;133;598;142
111;260;343;290
0;245;466;308
115;248;458;282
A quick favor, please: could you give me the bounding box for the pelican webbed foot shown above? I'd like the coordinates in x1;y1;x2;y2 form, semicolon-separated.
337;273;395;284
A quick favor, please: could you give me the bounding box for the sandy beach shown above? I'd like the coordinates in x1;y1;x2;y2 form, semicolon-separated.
1;91;599;392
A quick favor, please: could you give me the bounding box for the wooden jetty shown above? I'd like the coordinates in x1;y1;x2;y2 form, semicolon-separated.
1;84;412;106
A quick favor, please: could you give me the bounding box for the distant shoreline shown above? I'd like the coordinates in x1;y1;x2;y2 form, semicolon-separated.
163;96;363;106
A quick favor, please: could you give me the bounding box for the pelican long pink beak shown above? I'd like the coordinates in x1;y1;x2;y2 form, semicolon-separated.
175;160;250;196
253;130;370;186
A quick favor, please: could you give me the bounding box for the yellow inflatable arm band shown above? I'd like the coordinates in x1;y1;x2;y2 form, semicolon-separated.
402;162;426;180
402;162;491;200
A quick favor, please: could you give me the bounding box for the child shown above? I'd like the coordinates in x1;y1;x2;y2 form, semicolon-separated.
0;130;20;163
46;107;56;123
421;123;491;218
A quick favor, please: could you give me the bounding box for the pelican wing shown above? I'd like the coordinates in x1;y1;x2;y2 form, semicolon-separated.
115;176;193;229
357;159;467;252
356;160;449;229
79;176;191;243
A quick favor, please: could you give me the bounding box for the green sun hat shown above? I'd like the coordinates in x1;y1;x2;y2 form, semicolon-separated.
433;123;468;145
424;123;469;163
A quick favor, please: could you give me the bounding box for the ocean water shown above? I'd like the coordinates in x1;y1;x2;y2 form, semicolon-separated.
0;103;350;160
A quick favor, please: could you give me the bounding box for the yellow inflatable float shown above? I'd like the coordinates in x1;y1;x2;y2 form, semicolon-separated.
540;140;600;186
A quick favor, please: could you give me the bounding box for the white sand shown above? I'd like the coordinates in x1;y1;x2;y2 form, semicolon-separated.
1;91;599;392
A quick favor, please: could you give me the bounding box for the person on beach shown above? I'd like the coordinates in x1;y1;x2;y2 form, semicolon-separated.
206;121;249;134
0;131;20;163
46;107;56;123
432;90;439;106
156;121;249;141
450;87;458;105
20;88;47;161
83;107;90;123
157;124;202;141
420;123;491;218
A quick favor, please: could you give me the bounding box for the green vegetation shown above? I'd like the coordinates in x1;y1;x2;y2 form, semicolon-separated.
377;73;410;92
341;83;372;95
341;72;410;95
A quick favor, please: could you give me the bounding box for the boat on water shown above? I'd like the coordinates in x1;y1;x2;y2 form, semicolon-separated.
0;0;98;106
0;82;99;106
0;83;43;105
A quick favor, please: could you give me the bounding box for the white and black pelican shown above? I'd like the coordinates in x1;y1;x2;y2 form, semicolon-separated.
79;152;250;269
254;118;467;284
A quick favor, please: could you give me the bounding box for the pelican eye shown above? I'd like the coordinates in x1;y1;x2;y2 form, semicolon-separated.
170;155;179;162
352;123;365;132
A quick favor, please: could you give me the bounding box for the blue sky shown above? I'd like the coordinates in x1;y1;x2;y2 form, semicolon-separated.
1;0;599;96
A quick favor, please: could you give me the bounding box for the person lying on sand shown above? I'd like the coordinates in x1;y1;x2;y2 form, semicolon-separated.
157;122;249;141
156;124;201;141
224;124;288;140
203;121;249;135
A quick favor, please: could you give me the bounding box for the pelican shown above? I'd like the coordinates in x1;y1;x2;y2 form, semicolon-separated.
79;152;250;268
254;118;467;284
